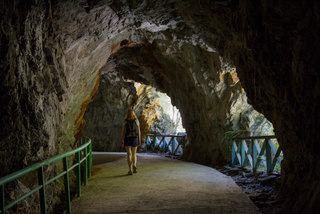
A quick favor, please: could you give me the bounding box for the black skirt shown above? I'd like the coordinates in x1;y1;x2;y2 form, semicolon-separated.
124;137;139;147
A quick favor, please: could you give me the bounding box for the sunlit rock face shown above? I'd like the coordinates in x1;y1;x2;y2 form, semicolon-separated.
134;85;180;138
1;0;319;212
133;85;163;142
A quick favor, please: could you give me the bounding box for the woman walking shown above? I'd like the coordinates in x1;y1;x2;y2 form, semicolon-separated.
121;107;141;175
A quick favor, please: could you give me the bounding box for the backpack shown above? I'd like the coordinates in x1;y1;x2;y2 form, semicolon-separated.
125;119;138;138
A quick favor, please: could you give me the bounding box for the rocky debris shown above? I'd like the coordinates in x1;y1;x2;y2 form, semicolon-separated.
217;165;283;214
258;175;278;186
165;154;183;160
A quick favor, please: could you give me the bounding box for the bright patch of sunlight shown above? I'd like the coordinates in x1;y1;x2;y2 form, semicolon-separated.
158;92;185;133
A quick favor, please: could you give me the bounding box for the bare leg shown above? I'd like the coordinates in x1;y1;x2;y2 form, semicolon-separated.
131;146;137;172
125;146;133;172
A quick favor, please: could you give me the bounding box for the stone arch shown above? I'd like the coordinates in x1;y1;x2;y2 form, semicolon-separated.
104;43;242;166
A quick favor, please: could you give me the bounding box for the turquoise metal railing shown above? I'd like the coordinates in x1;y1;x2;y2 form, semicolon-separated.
145;134;187;155
231;135;282;173
0;137;92;214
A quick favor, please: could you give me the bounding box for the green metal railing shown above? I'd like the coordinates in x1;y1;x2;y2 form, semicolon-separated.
145;134;187;155
231;135;282;173
0;137;92;214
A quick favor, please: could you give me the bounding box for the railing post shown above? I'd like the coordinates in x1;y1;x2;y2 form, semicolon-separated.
240;140;246;167
63;157;71;214
252;139;256;172
145;136;150;152
234;140;240;165
1;184;5;214
88;141;92;178
231;140;234;166
76;151;81;197
266;139;272;173
84;147;88;186
37;166;46;214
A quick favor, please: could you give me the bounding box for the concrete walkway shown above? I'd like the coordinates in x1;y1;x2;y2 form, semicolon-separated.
70;152;259;214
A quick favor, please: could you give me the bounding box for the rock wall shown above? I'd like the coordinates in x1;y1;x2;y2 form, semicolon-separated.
0;0;60;177
181;1;320;212
0;0;133;211
1;0;319;213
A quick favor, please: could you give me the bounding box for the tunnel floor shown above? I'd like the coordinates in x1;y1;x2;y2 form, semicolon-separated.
70;153;259;214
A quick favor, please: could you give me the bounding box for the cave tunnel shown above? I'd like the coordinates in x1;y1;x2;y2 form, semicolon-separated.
0;0;319;213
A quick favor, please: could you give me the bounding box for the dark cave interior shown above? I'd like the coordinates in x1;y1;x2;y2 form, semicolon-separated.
0;0;319;213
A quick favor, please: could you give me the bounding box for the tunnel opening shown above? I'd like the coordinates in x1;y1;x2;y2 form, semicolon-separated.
81;63;187;153
134;82;186;136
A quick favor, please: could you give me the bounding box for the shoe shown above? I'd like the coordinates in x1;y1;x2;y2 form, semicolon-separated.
133;166;137;173
128;170;133;175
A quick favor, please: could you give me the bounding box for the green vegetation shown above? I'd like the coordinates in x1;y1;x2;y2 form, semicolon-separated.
222;129;249;146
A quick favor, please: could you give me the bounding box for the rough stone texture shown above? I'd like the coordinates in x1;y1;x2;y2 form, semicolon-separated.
134;85;178;138
0;2;64;212
83;70;137;152
0;0;61;176
0;0;319;213
134;85;163;141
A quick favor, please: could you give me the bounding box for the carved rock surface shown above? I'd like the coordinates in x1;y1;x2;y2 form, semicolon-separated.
0;0;319;213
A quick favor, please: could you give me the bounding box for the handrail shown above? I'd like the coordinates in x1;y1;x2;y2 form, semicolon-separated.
233;135;276;140
144;134;187;155
146;134;187;138
231;135;282;173
0;137;92;214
